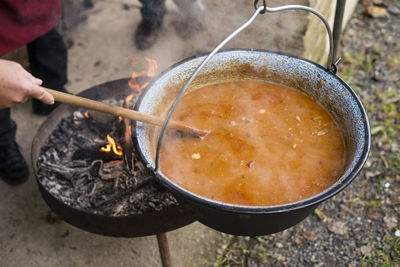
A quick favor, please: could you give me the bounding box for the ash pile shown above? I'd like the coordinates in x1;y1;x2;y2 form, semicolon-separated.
36;97;177;217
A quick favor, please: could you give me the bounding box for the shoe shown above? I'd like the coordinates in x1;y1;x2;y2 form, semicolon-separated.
134;19;162;50
0;142;29;185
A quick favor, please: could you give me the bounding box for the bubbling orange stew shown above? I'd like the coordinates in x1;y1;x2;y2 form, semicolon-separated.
160;81;345;206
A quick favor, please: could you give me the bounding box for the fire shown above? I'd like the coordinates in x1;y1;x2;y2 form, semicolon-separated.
127;56;158;95
84;111;90;118
131;58;139;64
141;81;149;88
100;134;123;156
124;124;132;145
122;57;158;162
144;57;158;77
124;94;135;106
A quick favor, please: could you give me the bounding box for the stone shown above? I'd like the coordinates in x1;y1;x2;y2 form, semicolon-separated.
365;6;389;18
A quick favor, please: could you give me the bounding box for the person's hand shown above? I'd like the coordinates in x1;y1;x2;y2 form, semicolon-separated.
0;59;54;109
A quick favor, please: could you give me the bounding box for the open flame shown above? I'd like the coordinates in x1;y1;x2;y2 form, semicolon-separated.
100;134;123;156
99;56;158;168
84;111;90;118
125;94;135;105
127;56;158;95
144;57;157;77
97;58;158;159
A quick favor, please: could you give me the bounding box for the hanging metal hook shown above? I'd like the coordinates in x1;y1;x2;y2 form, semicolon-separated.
254;0;267;14
329;57;342;74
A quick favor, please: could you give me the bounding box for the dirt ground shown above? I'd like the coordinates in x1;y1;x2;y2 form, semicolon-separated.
1;0;398;266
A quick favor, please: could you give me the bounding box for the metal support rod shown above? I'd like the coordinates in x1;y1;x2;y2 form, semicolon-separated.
156;233;172;267
333;0;346;60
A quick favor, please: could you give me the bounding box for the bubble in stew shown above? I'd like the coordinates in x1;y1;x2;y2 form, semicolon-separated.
160;81;345;206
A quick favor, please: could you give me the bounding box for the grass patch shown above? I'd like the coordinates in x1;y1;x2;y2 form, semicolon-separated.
361;235;400;266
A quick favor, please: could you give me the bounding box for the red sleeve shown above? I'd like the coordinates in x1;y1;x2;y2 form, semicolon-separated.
0;0;61;56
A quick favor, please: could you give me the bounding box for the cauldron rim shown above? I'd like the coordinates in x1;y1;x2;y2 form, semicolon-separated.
133;49;371;214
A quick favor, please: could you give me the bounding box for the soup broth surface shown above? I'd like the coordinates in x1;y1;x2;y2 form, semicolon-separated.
159;81;345;206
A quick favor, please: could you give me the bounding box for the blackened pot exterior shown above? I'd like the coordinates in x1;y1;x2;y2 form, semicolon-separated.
174;193;318;236
134;50;371;236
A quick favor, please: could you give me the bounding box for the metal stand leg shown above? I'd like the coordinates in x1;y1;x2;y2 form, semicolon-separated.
333;0;346;60
156;233;172;267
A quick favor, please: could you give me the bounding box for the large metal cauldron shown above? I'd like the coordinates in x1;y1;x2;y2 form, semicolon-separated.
133;49;371;236
134;3;371;235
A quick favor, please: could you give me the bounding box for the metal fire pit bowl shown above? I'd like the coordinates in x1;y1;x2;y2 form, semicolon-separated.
31;79;195;237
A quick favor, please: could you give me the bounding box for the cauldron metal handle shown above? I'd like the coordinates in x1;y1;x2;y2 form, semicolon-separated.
154;2;339;171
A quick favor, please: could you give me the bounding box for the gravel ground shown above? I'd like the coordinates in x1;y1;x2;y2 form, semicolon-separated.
215;1;400;266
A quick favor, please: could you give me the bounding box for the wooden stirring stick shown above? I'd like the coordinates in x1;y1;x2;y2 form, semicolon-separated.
45;88;210;137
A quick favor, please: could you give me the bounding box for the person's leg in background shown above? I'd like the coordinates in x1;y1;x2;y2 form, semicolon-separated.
135;0;166;50
171;0;204;38
0;108;29;185
172;0;203;17
27;27;68;115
